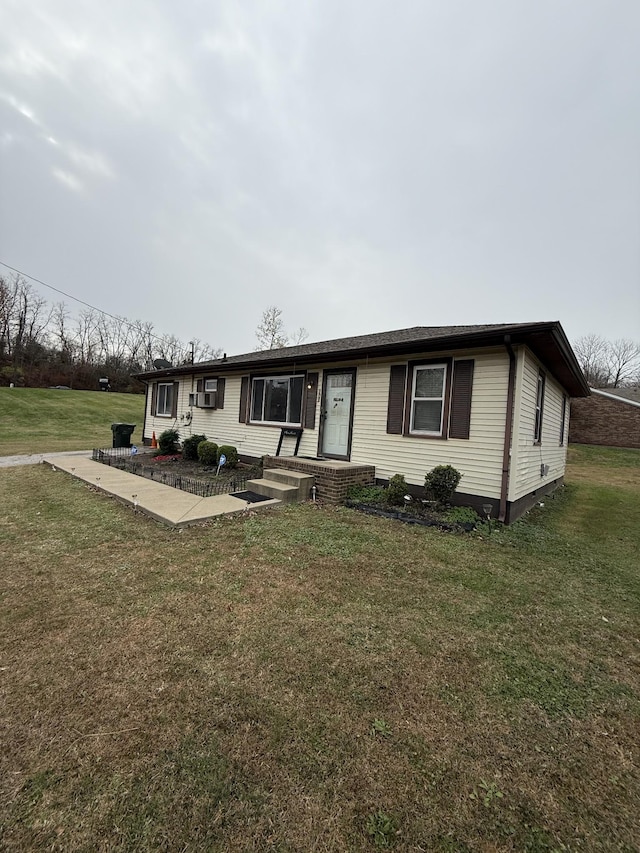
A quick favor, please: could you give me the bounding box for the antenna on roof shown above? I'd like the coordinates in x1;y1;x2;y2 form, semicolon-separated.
153;358;172;369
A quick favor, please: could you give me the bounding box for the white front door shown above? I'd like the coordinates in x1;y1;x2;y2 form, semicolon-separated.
321;371;354;457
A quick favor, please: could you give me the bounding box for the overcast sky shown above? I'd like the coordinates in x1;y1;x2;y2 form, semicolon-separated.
1;0;638;355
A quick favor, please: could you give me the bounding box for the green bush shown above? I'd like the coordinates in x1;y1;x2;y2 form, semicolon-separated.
158;429;180;455
386;473;408;507
217;444;239;468
424;464;462;505
197;440;218;466
346;484;387;505
182;433;207;461
443;505;480;525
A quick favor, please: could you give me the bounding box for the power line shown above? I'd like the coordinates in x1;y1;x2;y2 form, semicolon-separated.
0;259;172;345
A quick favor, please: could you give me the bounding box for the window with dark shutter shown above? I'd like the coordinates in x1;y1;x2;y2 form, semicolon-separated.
449;360;474;439
216;378;225;409
387;365;407;434
239;376;250;422
151;383;158;416
304;372;318;429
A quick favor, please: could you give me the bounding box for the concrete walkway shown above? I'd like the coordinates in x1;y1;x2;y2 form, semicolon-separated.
41;454;280;526
0;449;93;468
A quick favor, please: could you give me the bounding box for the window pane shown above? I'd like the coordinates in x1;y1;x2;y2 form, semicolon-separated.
415;367;444;398
288;376;303;423
264;378;288;422
328;373;352;388
251;379;264;421
413;400;442;432
158;383;172;415
204;379;217;392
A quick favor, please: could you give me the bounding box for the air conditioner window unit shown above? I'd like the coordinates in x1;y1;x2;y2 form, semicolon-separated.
197;391;216;408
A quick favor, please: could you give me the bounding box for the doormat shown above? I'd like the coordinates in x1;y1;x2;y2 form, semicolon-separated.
231;490;272;504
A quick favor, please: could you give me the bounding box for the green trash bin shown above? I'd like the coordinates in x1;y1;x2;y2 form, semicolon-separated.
111;423;136;448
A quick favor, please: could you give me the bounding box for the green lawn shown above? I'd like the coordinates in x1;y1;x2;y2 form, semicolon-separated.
0;445;638;851
0;387;145;455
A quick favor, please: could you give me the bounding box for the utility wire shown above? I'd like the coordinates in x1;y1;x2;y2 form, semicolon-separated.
0;259;174;345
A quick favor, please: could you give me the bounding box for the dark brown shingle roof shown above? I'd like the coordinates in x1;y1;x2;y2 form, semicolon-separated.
136;321;590;396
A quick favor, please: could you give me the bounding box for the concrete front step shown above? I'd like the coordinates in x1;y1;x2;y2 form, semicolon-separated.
263;468;315;498
246;478;300;503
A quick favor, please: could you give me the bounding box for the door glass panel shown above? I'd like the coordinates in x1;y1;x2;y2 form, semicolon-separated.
328;373;353;388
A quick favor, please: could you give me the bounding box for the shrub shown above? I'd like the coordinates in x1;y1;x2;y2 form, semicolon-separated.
158;429;180;455
424;464;462;505
345;485;387;505
443;505;480;526
182;433;207;461
197;440;218;466
217;444;239;468
386;473;408;507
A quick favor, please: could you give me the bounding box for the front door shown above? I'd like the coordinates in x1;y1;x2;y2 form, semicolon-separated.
320;370;356;458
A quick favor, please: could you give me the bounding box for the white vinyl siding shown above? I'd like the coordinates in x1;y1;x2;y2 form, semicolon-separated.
509;347;569;501
144;350;509;497
350;350;510;499
144;346;572;507
147;376;321;459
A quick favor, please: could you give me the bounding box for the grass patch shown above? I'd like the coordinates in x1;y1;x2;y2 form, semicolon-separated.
0;446;639;850
0;387;145;455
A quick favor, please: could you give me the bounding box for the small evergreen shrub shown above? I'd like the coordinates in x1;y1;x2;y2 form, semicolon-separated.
158;429;180;455
424;464;462;505
217;444;239;468
197;440;218;466
182;433;207;461
345;484;387;505
386;474;408;506
443;505;480;526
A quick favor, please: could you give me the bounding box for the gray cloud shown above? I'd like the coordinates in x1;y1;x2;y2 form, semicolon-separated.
1;0;638;354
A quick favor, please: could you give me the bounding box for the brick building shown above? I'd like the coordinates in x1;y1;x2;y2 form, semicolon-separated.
569;388;640;449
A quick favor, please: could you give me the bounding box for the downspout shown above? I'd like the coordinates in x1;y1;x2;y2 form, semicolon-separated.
499;336;517;523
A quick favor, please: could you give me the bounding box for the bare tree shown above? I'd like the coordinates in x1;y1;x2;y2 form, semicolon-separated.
255;306;308;350
573;334;640;387
606;339;640;387
290;326;309;346
0;274;50;367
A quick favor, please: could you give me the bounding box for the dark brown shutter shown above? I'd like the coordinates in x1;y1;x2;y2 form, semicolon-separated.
216;377;225;409
196;378;204;393
449;360;474;439
304;372;318;429
387;365;407;434
239;376;250;422
151;382;158;416
171;382;179;418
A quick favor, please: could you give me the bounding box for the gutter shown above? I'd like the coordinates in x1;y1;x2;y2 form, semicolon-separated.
499;335;517;523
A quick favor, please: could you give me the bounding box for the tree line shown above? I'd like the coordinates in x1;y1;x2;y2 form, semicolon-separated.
573;334;640;389
2;272;636;393
0;274;220;392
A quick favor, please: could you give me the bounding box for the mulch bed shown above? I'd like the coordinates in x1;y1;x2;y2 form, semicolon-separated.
344;500;476;532
147;453;262;483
